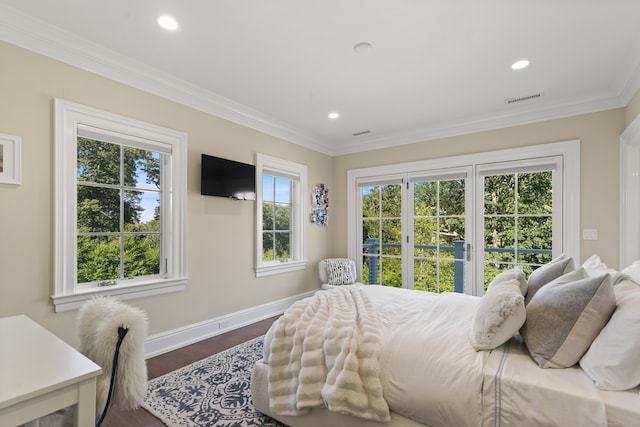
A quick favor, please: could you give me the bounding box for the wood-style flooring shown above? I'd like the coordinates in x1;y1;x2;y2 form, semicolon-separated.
101;315;279;426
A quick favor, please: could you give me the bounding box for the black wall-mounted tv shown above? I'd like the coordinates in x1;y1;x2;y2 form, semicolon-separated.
200;154;256;200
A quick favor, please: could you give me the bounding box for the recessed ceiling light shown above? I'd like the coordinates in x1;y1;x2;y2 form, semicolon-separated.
157;15;178;31
511;59;530;70
328;112;340;120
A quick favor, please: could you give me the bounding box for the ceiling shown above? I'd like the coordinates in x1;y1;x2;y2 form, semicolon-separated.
1;0;639;155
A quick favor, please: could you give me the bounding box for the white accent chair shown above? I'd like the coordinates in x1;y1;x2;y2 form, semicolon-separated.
77;297;149;426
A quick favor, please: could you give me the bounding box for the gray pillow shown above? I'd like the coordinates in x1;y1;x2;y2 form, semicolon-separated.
524;255;575;305
520;268;615;368
488;268;527;296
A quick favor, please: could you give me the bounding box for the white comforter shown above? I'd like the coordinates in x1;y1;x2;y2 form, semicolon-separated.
262;285;611;427
370;285;488;427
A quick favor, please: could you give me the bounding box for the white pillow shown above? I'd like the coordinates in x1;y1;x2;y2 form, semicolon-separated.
470;279;526;351
621;260;640;284
580;280;640;390
488;268;527;296
582;254;624;284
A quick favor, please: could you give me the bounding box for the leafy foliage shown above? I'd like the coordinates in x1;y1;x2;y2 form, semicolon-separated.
76;138;161;284
262;201;291;261
361;171;553;292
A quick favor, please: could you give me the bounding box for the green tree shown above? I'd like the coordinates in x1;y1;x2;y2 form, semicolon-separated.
360;172;553;292
262;202;291;261
76;138;161;283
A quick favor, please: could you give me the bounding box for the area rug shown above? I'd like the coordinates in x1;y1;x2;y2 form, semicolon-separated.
142;336;287;427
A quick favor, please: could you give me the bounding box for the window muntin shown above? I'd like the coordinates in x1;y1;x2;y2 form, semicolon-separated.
54;99;187;312
255;153;307;277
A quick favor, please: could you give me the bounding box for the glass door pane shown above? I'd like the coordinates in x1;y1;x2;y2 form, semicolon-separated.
361;183;402;287
413;178;466;293
482;170;553;289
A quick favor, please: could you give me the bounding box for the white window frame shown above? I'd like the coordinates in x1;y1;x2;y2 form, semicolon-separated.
53;99;188;312
347;140;580;294
620;115;640;268
255;153;307;277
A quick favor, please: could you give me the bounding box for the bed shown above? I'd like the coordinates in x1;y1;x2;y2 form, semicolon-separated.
251;256;640;427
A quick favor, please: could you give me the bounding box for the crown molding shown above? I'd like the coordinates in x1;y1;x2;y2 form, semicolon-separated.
332;91;628;156
0;4;335;155
1;3;639;158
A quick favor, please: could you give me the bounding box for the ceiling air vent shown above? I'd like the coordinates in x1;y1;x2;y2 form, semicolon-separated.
505;92;543;104
352;130;371;136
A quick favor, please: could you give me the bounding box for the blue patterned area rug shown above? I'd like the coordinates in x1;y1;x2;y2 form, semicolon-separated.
142;336;287;427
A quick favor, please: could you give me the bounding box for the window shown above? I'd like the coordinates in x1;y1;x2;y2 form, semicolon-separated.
348;141;580;295
54;99;188;312
477;161;561;291
255;153;307;277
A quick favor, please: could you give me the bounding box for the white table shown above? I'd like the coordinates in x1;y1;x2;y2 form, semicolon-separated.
0;315;102;427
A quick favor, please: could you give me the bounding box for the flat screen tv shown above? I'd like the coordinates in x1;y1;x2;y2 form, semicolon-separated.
200;154;256;200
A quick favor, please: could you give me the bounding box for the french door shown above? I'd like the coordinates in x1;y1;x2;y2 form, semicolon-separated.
358;168;473;292
348;142;578;296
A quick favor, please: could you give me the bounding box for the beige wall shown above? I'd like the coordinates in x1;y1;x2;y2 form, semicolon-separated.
0;41;333;346
331;109;626;268
0;40;636;349
626;88;640;127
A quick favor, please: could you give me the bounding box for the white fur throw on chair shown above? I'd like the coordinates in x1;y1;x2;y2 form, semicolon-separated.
77;297;149;417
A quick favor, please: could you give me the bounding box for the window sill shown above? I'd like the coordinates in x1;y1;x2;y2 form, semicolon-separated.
51;277;187;313
255;260;307;278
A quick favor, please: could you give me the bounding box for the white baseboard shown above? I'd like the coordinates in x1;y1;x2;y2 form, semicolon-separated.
144;290;316;358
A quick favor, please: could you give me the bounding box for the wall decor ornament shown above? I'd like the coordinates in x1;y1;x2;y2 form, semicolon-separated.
0;133;22;185
311;183;328;226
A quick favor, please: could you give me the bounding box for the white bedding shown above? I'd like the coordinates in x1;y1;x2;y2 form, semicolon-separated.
255;285;640;427
483;338;608;427
263;285;487;426
598;387;640;427
369;286;487;427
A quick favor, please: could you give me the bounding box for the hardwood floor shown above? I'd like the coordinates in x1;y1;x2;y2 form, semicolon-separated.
101;315;279;426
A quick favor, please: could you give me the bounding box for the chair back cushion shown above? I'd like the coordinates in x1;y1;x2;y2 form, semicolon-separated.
78;297;148;415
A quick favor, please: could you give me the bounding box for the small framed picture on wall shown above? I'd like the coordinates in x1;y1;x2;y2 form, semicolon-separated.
0;133;22;185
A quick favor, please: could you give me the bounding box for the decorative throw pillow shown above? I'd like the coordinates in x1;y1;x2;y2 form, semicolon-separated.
580;280;640;390
524;254;575;305
470;279;526;351
520;268;615;368
325;258;356;285
487;268;527;296
621;260;640;284
582;253;624;284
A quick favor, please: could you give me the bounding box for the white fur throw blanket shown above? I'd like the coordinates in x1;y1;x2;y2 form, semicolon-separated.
266;285;390;422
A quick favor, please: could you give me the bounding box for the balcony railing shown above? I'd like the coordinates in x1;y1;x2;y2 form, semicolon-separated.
363;238;551;291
